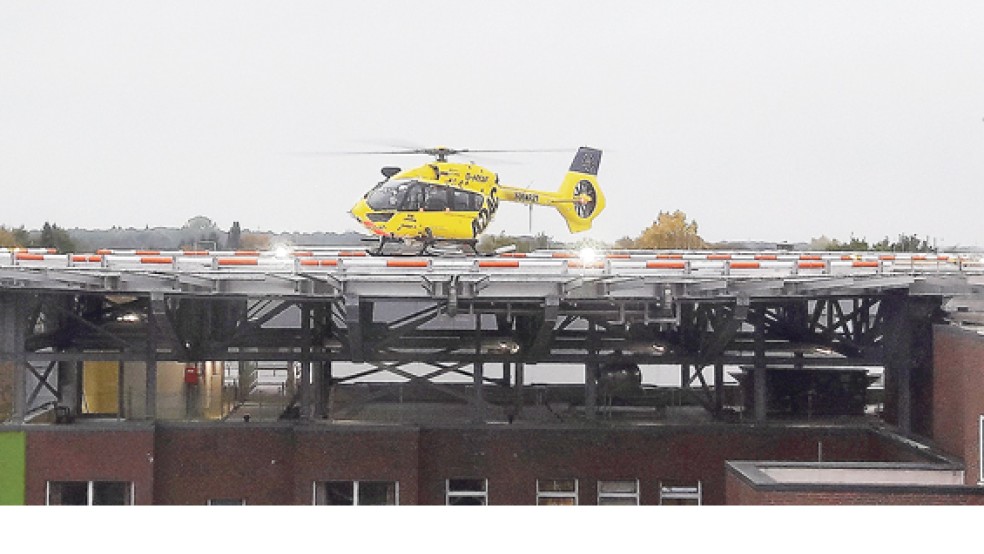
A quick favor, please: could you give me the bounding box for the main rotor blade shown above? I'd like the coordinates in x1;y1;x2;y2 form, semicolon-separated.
458;148;569;154
286;150;428;156
286;147;572;161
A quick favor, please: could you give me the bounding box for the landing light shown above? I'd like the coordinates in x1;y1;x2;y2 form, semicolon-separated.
273;245;291;259
495;341;521;354
579;247;597;265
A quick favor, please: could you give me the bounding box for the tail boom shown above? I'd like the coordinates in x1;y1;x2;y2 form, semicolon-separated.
498;147;605;233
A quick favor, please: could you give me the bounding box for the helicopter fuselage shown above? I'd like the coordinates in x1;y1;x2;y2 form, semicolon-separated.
348;147;604;244
349;161;504;241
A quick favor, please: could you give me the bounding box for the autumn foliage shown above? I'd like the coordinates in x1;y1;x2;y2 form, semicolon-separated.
618;210;706;250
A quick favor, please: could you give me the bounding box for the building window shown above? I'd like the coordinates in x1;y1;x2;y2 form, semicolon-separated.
446;478;488;505
659;481;702;505
597;480;640;505
313;481;398;505
47;481;133;505
537;479;578;505
207;498;245;505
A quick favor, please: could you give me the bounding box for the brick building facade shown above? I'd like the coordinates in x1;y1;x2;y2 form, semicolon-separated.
1;421;957;506
4;325;984;506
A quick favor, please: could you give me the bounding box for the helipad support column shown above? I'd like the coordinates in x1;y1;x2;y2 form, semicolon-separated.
57;355;82;419
54;296;82;419
881;293;939;435
585;320;598;420
317;360;332;419
313;304;331;419
300;304;312;419
345;296;372;363
753;308;768;422
0;293;29;423
714;362;724;416
585;361;598;419
473;313;486;422
145;294;160;420
512;362;524;421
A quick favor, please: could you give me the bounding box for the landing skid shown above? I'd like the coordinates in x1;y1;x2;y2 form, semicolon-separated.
421;239;481;257
366;236;483;257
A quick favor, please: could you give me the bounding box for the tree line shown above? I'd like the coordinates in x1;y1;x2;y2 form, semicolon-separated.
1;216;364;252
0;223;77;252
0;212;945;254
483;209;945;253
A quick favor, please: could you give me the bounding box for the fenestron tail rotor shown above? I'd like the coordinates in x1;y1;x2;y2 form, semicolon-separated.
573;180;599;219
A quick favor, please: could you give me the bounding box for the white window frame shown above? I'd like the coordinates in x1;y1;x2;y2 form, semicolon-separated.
446;478;488;505
978;415;983;485
45;480;135;505
536;478;578;505
312;480;400;506
597;479;640;505
659;481;702;505
207;498;246;505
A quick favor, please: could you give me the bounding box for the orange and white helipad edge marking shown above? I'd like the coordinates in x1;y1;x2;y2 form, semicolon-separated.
1;247;980;277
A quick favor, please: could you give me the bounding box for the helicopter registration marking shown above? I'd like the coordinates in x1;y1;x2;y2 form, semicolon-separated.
514;192;539;203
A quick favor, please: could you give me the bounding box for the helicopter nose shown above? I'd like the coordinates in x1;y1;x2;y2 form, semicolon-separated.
350;199;371;225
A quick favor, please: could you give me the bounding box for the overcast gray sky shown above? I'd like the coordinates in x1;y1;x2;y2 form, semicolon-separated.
2;1;983;248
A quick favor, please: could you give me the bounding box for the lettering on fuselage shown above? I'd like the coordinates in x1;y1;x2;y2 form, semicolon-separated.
470;187;499;238
467;173;489;183
514;192;539;203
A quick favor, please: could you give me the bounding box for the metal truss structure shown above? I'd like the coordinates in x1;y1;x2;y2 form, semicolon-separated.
2;248;983;433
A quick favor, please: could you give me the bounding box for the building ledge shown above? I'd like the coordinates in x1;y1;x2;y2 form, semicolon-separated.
727;460;984;495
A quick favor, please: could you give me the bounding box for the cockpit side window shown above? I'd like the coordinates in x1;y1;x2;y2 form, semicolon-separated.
452;189;483;212
400;182;425;211
424;185;451;211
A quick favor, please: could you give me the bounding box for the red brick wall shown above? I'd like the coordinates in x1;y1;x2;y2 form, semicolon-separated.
153;424;296;505
152;424;420;505
21;422;952;505
725;470;766;505
417;426;907;505
932;325;984;484
292;426;420;505
25;426;156;505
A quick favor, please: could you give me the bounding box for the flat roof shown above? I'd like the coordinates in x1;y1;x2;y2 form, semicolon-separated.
759;466;963;486
727;459;974;491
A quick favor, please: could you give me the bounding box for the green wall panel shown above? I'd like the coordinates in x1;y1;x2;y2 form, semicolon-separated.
0;432;26;505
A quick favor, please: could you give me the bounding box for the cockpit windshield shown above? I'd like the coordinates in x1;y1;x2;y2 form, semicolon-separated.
365;180;416;211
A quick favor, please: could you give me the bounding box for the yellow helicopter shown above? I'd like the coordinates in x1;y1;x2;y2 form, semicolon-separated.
348;146;605;254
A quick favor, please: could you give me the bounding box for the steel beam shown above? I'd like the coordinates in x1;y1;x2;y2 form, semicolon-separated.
512;362;524;422
753;307;767;422
1;257;973;425
584;320;599;419
473;313;485;422
300;303;312;419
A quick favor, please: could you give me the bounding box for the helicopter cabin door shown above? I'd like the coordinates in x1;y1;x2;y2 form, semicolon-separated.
397;182;482;240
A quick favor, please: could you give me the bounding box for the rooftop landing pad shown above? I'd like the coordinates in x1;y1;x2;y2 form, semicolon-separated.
2;248;983;301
